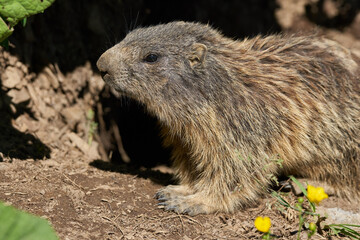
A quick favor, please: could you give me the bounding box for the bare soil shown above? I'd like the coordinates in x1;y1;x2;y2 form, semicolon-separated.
1;0;360;239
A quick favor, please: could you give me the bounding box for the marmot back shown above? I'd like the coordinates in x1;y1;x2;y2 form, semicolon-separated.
97;21;360;215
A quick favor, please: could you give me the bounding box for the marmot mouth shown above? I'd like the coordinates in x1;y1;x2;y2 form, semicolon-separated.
100;73;129;98
101;72;112;83
100;71;107;79
112;87;134;99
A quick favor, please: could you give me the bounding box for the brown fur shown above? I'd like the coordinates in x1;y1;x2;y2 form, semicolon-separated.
97;21;360;215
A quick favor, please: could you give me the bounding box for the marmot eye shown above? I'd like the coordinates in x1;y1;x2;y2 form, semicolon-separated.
144;54;158;63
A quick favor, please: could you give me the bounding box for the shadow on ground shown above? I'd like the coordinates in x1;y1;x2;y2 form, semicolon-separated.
0;81;51;161
90;159;175;186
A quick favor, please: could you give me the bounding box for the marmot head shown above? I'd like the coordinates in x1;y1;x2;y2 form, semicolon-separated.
97;21;227;108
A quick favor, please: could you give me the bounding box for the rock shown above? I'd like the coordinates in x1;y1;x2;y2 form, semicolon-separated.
40;105;57;120
44;66;60;89
35;73;52;90
67;132;100;160
275;0;307;29
0;163;12;171
14;114;40;133
151;165;174;174
7;88;31;104
317;207;360;225
89;74;105;95
1;66;24;89
61;105;84;129
8;55;18;66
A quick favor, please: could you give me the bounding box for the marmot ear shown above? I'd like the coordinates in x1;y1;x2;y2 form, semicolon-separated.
188;43;207;68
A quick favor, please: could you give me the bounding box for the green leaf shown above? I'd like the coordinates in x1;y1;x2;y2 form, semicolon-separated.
0;0;55;44
0;16;13;42
0;0;55;26
328;224;360;228
0;202;58;240
22;17;26;27
289;176;307;196
289;175;316;212
271;191;290;207
271;190;319;216
326;224;360;239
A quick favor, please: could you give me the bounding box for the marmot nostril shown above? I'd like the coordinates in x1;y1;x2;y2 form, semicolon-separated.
100;71;107;79
96;54;109;74
97;56;110;81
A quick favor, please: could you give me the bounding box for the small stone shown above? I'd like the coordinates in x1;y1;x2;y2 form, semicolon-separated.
15;114;40;132
2;66;24;89
41;159;59;167
89;74;105;95
67;132;100;160
61;105;84;129
44;67;59;89
7;88;30;104
8;55;18;66
9;103;16;114
35;73;51;90
40;105;56;119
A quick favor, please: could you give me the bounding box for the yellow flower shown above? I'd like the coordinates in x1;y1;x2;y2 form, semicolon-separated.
307;185;328;204
254;216;271;233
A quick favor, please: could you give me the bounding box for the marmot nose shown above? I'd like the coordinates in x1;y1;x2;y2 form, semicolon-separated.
96;53;109;77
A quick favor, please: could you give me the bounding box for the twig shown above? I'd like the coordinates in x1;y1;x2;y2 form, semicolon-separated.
110;119;131;163
95;133;109;161
56;125;69;141
182;215;204;228
61;173;84;190
96;102;109;162
161;213;203;229
102;216;124;236
161;215;179;221
26;84;39;107
96;102;107;135
13;192;27;195
177;213;185;233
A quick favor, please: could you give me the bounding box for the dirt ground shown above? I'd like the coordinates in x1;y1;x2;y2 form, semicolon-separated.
1;0;360;239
